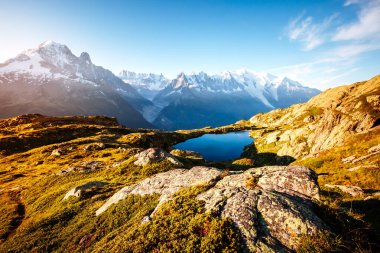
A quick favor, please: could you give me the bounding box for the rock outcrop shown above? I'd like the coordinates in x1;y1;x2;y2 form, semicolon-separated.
57;161;106;175
63;181;106;200
325;184;364;197
249;75;380;158
133;148;183;167
96;166;326;251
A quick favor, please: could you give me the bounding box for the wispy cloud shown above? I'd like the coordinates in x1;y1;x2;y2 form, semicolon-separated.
285;13;337;50
268;57;359;90
278;0;380;89
334;0;380;41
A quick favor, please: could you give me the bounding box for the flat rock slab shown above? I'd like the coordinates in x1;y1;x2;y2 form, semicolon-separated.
96;166;222;215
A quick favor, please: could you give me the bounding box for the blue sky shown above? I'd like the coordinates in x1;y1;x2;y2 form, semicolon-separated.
1;0;379;90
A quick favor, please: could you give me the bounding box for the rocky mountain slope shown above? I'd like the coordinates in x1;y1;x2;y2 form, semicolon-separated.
249;74;380;158
0;41;153;128
154;70;320;130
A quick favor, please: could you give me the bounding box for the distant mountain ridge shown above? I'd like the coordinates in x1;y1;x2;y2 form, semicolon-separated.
120;69;320;130
0;41;319;130
119;70;169;100
0;41;153;128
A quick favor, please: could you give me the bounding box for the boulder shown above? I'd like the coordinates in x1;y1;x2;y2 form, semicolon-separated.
57;161;105;175
97;166;327;252
197;166;321;251
63;181;106;200
325;184;364;197
83;142;105;152
133;148;183;167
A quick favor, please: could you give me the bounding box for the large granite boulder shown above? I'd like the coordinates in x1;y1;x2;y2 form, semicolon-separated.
96;165;326;252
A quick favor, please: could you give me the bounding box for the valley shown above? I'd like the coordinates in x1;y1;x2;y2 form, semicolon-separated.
0;74;379;252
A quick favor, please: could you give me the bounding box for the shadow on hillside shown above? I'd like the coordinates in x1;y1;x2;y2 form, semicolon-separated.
341;199;380;241
241;143;295;166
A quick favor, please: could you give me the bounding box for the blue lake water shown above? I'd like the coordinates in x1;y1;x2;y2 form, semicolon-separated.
174;131;253;161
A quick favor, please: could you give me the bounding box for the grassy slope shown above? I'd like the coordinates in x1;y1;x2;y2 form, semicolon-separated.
0;113;379;252
292;126;380;249
0;115;251;252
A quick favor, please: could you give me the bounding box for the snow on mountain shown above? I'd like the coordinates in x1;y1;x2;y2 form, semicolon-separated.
150;70;320;129
151;69;318;107
0;41;153;128
119;70;169;100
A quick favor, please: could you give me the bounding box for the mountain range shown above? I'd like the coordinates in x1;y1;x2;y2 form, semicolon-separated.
0;41;320;129
120;69;320;129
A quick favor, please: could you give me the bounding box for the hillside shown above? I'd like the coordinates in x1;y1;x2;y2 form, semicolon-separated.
247;74;380;248
0;110;378;252
250;74;380;158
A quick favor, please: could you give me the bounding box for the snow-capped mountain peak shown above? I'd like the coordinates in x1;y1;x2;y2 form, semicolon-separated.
0;41;153;128
0;41;90;79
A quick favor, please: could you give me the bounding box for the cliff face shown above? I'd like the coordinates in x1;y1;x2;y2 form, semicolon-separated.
249;74;380;158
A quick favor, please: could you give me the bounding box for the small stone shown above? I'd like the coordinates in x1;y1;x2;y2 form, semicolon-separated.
341;155;356;163
368;144;380;154
51;149;62;156
141;216;151;224
34;160;43;166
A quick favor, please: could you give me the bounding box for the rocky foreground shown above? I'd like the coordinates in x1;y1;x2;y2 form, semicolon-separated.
95;165;323;252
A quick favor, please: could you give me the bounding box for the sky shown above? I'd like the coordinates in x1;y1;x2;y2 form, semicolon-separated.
0;0;379;90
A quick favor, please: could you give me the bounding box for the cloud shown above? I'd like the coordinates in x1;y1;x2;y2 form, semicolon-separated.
334;0;380;41
285;13;337;50
268;57;359;90
344;0;363;6
279;0;380;89
328;42;380;58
